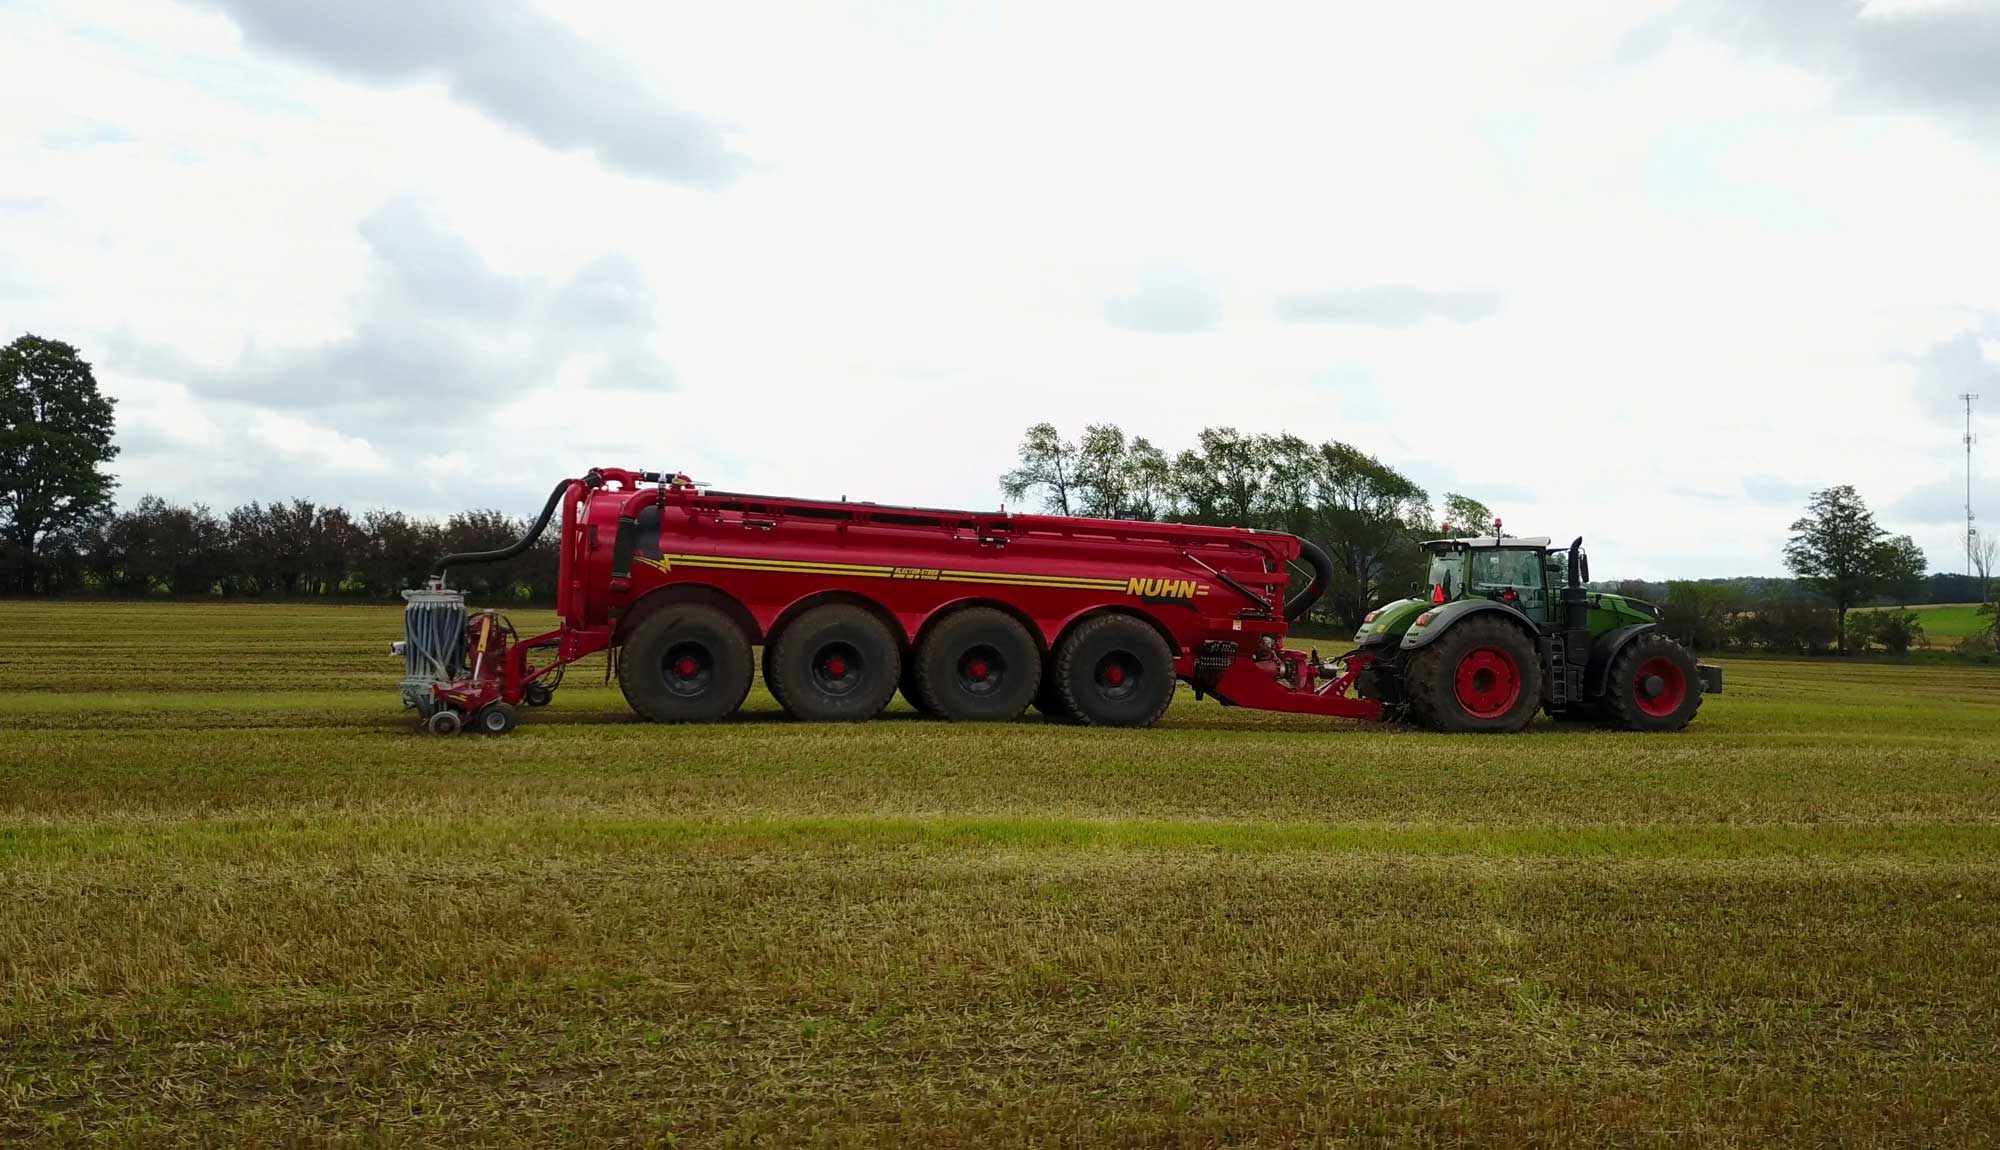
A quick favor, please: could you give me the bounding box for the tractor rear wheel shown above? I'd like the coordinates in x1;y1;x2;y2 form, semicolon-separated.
1603;632;1703;732
1052;614;1176;728
767;604;901;722
619;604;755;723
1405;617;1542;734
915;607;1041;722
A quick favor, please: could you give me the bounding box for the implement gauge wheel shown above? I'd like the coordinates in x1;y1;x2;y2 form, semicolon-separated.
426;709;462;736
1406;616;1542;734
474;702;518;735
619;603;755;723
1603;632;1703;732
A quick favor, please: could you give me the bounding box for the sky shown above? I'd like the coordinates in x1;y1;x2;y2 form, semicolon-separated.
5;0;2000;580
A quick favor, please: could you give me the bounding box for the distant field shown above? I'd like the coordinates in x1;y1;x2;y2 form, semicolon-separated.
1852;599;1992;642
3;600;1999;1146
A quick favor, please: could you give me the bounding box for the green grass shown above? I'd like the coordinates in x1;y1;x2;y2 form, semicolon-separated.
1854;600;1993;640
3;600;2000;1146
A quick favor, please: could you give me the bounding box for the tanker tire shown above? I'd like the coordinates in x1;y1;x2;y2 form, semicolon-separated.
899;661;935;716
1052;614;1176;728
1033;670;1076;722
619;604;754;723
914;607;1041;722
1602;632;1703;732
1405;617;1542;734
767;604;901;722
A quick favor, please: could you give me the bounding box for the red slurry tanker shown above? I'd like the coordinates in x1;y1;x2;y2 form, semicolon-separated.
394;467;1716;734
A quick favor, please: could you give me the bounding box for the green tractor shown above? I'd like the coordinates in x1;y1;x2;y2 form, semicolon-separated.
1348;533;1720;733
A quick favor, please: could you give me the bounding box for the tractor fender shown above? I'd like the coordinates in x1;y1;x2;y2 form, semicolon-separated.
1397;598;1538;652
1585;623;1658;696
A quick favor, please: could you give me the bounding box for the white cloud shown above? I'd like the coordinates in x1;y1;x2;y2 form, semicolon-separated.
3;0;2000;577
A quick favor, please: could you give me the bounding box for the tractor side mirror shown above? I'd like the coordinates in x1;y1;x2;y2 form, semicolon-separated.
1580;551;1590;584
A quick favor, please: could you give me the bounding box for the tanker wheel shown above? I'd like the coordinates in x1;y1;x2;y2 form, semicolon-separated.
767;604;901;722
899;661;935;716
914;607;1041;722
618;604;755;723
1033;671;1077;723
1603;632;1703;732
1052;614;1176;728
1405;617;1542;734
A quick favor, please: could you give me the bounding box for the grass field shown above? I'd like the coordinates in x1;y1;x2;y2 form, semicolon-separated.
3;601;1999;1146
1854;600;1993;641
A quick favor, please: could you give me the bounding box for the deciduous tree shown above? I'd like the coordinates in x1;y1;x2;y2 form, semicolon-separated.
0;335;119;592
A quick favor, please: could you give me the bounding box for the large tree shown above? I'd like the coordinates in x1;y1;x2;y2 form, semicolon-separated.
999;423;1078;515
1314;441;1430;627
1783;485;1902;652
0;335;119;592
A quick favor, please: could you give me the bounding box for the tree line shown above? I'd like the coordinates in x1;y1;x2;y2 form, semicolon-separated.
999;422;1498;628
18;496;558;602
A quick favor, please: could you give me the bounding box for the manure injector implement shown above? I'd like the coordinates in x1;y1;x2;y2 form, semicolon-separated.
393;468;1718;735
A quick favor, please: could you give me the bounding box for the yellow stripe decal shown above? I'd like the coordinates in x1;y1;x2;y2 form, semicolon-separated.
637;552;1128;591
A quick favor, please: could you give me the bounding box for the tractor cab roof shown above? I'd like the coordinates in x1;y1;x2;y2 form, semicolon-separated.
1422;536;1552;550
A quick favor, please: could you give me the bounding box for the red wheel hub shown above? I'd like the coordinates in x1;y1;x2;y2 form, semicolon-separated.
1452;645;1521;719
966;659;989;680
1103;664;1125;686
1632;655;1687;717
825;656;847;677
674;656;699;677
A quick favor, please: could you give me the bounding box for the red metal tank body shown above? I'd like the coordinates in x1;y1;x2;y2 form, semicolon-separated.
509;468;1382;722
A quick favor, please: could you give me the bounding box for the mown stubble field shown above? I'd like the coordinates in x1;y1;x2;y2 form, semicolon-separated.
2;601;1999;1147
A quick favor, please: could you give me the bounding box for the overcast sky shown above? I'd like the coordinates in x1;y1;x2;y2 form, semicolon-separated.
6;0;1999;579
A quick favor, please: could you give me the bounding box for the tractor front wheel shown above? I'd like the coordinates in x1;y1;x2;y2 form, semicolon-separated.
1406;617;1542;734
1603;633;1703;732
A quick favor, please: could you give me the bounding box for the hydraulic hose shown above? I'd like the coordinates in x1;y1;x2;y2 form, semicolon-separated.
1284;536;1336;622
433;477;577;579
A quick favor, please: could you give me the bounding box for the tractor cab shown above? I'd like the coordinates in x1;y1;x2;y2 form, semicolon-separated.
1420;535;1556;622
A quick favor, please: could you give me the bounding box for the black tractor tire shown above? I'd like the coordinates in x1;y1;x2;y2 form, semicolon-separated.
474;701;518;735
914;607;1041;722
1032;669;1077;722
1052;614;1177;728
899;661;935;716
618;603;755;723
1405;616;1543;734
1602;632;1704;732
1545;703;1604;724
767;604;901;722
523;682;554;708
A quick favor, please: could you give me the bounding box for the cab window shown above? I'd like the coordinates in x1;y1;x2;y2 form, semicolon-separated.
1470;549;1542;594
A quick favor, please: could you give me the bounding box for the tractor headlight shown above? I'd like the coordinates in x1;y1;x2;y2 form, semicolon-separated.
1363;610;1380;624
1415;611;1436;626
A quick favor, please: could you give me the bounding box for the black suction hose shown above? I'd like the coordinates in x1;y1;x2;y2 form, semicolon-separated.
1284;536;1335;622
433;477;577;579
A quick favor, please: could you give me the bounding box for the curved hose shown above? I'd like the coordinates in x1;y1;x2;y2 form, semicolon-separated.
433;478;576;579
1284;536;1335;622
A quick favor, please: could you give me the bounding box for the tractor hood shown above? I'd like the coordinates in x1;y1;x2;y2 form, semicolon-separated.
1353;597;1427;647
1592;592;1663;627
